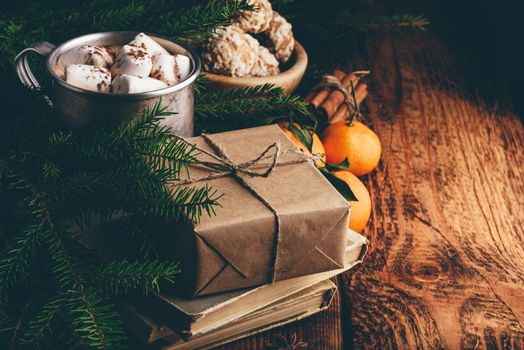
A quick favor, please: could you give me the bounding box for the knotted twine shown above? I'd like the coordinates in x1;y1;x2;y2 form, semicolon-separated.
312;71;370;120
174;134;322;283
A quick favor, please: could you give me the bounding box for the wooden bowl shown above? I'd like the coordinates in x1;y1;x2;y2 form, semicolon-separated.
201;41;308;95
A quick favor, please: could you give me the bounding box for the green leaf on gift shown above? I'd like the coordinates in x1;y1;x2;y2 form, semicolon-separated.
326;158;350;171
287;123;313;152
320;168;359;202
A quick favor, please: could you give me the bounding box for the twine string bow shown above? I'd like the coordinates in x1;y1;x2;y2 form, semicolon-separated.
175;134;319;282
193;134;281;179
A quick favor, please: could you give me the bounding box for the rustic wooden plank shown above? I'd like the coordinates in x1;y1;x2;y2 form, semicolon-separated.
216;2;524;348
340;28;524;349
212;278;343;349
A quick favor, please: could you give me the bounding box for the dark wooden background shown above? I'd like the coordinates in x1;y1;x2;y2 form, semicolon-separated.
216;0;524;349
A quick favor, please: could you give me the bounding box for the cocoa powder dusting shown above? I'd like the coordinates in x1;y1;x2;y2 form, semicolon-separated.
96;80;108;91
85;52;94;65
127;48;147;60
174;61;181;81
151;69;161;80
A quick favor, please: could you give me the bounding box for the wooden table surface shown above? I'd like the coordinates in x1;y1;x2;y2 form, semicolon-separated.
215;2;524;349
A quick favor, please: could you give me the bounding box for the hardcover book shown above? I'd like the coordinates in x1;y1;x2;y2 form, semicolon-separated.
121;279;336;350
120;229;368;348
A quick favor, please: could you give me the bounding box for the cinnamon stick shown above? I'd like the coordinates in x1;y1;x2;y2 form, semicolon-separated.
305;70;346;106
319;70;369;118
329;83;368;124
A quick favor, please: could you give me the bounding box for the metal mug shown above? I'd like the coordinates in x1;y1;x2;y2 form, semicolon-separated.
14;31;201;136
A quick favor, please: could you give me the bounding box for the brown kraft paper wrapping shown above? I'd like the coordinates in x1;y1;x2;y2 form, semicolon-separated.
163;125;350;296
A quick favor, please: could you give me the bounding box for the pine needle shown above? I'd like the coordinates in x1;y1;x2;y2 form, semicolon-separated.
196;84;309;132
93;260;180;294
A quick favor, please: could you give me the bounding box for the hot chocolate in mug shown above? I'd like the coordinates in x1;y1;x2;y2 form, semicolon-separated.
15;31;201;136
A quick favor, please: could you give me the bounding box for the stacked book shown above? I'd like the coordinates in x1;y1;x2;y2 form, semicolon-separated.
79;126;370;349
118;229;368;349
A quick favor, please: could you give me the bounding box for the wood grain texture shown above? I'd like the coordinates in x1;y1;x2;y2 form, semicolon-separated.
340;28;524;350
216;5;524;350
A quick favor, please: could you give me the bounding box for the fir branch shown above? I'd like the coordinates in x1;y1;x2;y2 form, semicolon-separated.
49;102;198;178
133;140;197;176
43;163;218;228
90;2;146;31
15;167;127;349
283;11;429;40
93;260;180;294
0;224;46;291
20;293;65;349
0;296;9;327
41;160;61;179
121;215;162;259
8;300;30;350
195;84;309;132
346;14;429;31
65;288;126;350
130;131;199;177
0;154;127;349
162;0;254;44
42;167;164;227
119;100;174;140
141;184;223;223
1;0;253;55
0;295;13;345
47;230;126;350
0;171;49;292
197;84;306;116
44;101;222;226
0;21;23;71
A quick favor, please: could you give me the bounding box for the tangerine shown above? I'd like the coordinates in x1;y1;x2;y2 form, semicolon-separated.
278;122;326;167
333;170;371;233
322;121;381;176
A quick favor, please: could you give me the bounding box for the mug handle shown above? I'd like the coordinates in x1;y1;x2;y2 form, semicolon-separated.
14;41;56;106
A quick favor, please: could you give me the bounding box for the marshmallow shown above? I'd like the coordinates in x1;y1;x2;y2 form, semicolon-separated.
59;45;113;68
111;45;152;77
174;55;191;82
65;64;111;93
112;74;167;94
129;33;168;56
150;53;191;85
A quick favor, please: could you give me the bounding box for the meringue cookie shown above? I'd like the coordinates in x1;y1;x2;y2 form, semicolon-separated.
202;26;259;77
129;32;169;56
59;45;113;68
65;64;111;93
265;11;295;63
251;46;280;77
111;45;152;77
236;0;273;33
151;53;191;85
112;74;167;93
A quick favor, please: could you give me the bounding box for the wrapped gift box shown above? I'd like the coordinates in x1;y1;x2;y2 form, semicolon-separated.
163;125;350;296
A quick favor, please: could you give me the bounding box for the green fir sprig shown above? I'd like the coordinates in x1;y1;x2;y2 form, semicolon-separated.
196;83;309;133
273;0;429;33
0;98;219;349
94;260;181;295
353;14;429;30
